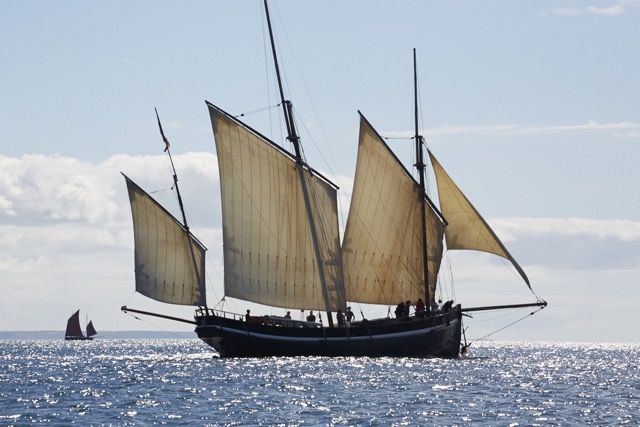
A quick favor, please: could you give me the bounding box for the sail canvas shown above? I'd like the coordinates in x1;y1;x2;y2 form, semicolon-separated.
208;104;346;312
124;175;207;306
342;115;445;305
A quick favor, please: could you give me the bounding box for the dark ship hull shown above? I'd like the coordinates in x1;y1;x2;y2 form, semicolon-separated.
195;306;462;358
64;336;94;341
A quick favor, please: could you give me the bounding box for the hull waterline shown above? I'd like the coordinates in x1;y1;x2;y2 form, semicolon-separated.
64;336;94;341
195;306;462;358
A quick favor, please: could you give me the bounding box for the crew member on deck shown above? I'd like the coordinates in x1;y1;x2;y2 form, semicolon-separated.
307;311;316;322
346;307;355;324
337;309;345;327
416;298;426;318
395;302;405;319
430;300;439;317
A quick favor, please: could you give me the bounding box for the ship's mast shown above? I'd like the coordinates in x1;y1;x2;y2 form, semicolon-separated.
413;49;432;307
263;0;336;326
155;108;206;309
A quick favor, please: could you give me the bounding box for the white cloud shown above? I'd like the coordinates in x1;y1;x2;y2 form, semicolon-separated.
488;217;640;272
493;217;640;242
552;1;638;17
167;120;184;131
383;121;640;140
587;5;625;16
553;8;582;16
1;153;639;342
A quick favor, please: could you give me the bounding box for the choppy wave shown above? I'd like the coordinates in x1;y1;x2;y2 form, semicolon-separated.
1;340;638;425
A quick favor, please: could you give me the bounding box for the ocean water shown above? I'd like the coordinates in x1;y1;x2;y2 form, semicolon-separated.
1;340;638;426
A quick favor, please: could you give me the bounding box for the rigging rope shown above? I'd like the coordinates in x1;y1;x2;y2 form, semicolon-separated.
122;311;191;339
466;305;546;347
234;103;281;118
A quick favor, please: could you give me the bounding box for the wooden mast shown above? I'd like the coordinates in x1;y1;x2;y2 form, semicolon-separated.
263;0;336;326
413;49;432;309
155;108;206;309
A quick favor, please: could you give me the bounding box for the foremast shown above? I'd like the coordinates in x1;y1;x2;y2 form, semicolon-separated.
263;0;339;326
155;108;207;311
120;110;208;325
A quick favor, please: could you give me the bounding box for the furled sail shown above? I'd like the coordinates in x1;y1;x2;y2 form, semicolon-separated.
208;102;346;312
342;114;445;305
86;320;97;338
124;175;207;305
65;310;83;338
428;150;531;288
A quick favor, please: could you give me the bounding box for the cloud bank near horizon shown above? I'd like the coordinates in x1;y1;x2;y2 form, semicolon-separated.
1;152;638;340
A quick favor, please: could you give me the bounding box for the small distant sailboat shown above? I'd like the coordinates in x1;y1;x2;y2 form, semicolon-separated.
64;310;97;341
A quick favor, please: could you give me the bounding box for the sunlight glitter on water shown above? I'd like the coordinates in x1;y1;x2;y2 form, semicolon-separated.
1;340;638;425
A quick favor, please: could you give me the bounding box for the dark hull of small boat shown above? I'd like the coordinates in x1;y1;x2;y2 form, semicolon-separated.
195;306;462;358
64;336;94;341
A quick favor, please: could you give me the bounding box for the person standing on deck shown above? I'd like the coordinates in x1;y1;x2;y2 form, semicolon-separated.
337;309;346;327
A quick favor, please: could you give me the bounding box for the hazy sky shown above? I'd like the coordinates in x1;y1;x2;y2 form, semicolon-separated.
1;0;639;344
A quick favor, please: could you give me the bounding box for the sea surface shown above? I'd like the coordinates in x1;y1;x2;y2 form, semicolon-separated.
1;339;638;426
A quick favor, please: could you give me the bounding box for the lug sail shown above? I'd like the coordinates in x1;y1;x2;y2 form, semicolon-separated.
86;320;97;338
427;150;531;288
208;102;346;312
124;174;207;306
65;310;83;338
342;114;445;305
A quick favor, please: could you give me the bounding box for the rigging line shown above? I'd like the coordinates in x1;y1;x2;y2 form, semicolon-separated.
148;186;173;195
234;103;281;118
467;307;528;323
291;105;337;180
156;151;220;310
293;149;342;310
496;255;538;294
468;305;546;344
264;1;294;151
203;259;223;304
442;249;457;301
260;4;344;310
260;2;276;141
122;311;189;339
263;2;342;199
381;136;414;140
292;105;351;247
260;0;287;148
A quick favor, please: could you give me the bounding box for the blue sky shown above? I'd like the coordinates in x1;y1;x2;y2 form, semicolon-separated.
1;1;639;344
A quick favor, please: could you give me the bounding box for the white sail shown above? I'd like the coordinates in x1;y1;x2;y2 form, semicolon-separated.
208;103;346;312
124;175;207;305
342;114;445;305
428;150;531;288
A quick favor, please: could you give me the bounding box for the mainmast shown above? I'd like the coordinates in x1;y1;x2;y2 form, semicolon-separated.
263;0;336;326
413;49;431;307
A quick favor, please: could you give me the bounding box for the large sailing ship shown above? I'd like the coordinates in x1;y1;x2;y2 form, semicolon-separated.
121;1;546;358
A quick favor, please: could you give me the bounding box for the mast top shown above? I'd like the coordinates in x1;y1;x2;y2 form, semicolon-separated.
263;0;302;161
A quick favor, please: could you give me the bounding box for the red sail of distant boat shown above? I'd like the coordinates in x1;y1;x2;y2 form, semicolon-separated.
86;320;97;338
64;310;97;341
